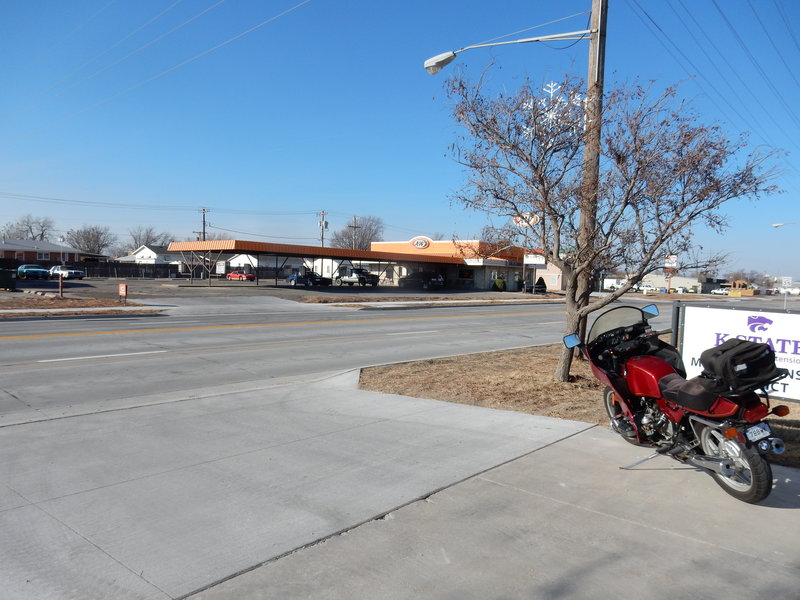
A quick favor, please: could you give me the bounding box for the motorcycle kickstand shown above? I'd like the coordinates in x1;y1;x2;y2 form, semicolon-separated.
619;452;660;470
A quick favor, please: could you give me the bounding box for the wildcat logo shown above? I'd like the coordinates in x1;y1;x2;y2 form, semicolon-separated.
748;316;773;332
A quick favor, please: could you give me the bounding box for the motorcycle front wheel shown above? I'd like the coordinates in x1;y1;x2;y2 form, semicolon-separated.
603;387;642;446
698;426;772;504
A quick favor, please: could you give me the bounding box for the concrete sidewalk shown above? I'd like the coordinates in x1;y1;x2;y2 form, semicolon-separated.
192;427;800;600
0;371;589;599
1;370;798;599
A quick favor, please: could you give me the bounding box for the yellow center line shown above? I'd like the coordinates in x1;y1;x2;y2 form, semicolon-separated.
0;309;566;341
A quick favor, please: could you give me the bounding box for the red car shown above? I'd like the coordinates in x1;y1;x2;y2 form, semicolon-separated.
226;271;255;281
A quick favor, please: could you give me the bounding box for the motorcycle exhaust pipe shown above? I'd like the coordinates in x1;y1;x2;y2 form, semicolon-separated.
757;438;785;455
689;455;735;477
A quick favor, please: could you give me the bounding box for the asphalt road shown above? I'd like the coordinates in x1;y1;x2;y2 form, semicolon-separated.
1;295;587;426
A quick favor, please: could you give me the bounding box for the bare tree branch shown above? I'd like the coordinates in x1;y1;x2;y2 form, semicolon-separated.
444;74;781;381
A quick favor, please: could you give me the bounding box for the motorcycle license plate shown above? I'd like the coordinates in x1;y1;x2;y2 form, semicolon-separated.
745;422;772;442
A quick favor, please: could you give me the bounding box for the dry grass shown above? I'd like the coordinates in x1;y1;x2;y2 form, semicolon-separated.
0;292;148;317
360;344;800;469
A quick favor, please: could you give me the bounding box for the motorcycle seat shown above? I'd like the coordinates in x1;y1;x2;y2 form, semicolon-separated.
658;374;721;412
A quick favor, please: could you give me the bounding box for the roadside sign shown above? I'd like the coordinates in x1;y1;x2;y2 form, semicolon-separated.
524;254;546;265
118;283;128;304
679;304;800;401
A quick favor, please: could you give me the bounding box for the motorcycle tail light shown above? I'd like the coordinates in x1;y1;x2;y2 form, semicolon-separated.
743;403;769;423
724;427;739;439
772;405;790;417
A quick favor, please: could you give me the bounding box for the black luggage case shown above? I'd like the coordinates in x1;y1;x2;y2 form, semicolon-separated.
699;338;780;392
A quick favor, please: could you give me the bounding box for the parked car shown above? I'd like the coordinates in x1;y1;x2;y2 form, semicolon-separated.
710;288;729;295
286;272;332;287
398;271;445;290
49;265;85;279
17;264;50;279
226;271;255;281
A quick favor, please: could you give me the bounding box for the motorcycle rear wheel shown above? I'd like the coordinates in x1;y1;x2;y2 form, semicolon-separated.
698;426;772;504
603;387;642;446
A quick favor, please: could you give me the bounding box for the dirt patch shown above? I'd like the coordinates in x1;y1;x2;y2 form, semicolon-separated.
360;344;800;469
0;292;137;308
0;291;148;316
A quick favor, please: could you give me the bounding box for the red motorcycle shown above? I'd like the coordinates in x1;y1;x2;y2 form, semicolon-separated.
564;304;790;503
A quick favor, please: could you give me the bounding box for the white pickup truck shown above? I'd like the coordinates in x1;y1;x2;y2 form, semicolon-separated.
334;267;379;287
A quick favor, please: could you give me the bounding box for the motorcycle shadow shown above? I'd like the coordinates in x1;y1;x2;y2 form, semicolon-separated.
620;457;800;508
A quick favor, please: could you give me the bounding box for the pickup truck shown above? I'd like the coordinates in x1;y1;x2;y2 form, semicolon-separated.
334;267;379;287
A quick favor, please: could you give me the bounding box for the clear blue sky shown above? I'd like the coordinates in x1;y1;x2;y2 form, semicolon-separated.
1;0;798;279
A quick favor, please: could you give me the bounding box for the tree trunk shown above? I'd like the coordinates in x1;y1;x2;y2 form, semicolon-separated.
553;280;581;382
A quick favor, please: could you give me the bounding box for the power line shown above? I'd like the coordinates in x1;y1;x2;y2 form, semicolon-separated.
711;0;800;129
2;0;190;125
209;225;317;241
0;0;314;148
0;191;318;216
746;0;800;91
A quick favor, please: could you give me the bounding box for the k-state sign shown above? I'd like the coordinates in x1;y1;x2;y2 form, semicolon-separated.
679;304;800;401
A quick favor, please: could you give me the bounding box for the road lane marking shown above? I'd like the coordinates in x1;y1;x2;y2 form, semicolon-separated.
37;350;169;363
1;308;566;341
387;330;440;336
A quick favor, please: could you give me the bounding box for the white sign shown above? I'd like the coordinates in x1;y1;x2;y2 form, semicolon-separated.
782;276;793;288
680;305;800;401
664;254;679;269
410;236;432;249
524;254;546;265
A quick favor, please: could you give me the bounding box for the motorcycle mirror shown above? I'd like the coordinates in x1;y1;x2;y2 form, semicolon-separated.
563;333;581;349
642;304;659;318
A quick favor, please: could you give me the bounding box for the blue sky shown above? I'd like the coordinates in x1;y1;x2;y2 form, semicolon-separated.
1;0;798;279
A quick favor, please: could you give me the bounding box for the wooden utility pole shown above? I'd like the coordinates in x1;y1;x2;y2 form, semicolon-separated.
317;210;328;247
348;216;360;250
576;0;607;311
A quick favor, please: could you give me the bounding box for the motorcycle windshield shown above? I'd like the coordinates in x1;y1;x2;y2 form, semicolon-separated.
587;306;649;343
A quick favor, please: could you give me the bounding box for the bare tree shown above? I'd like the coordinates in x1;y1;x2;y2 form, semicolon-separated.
330;216;385;250
445;74;780;381
65;225;117;255
1;215;55;240
129;226;173;249
725;269;772;288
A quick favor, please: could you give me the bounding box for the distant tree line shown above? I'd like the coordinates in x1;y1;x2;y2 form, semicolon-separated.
1;214;173;257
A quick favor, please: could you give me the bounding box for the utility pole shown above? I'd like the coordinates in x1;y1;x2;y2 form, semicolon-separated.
317;210;328;247
348;216;360;250
199;208;209;241
576;0;607;310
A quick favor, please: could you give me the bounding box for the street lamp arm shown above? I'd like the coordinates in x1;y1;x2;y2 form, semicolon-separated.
424;29;593;74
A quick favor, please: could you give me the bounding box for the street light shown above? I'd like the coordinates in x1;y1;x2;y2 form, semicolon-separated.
772;222;798;228
423;31;592;74
423;0;608;309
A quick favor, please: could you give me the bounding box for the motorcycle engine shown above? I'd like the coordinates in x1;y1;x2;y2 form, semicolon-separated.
638;403;674;441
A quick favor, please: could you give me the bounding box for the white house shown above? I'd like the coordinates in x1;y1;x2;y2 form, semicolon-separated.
115;245;183;265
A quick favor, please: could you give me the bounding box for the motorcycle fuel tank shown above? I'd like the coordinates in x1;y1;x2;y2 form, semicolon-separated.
624;355;678;397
